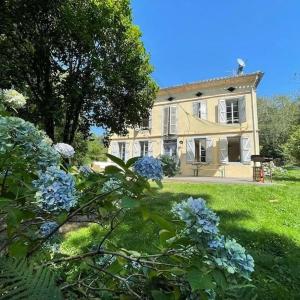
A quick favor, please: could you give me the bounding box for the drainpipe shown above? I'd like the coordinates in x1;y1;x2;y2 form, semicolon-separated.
250;86;258;155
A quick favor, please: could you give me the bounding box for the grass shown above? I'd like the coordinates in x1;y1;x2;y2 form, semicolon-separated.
62;169;300;300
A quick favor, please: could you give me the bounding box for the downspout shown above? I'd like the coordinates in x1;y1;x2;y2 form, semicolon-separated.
250;85;258;155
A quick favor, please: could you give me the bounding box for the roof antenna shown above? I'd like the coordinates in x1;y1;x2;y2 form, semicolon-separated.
237;58;246;75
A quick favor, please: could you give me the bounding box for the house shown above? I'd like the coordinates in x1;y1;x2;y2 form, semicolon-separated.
108;72;263;178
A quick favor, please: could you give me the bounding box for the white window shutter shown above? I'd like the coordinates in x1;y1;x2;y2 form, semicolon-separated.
200;100;207;120
206;137;213;163
169;106;177;134
133;141;140;157
148;109;152;129
241;136;251;164
111;142;118;157
148;141;153;157
219;138;228;164
192;102;199;117
218;100;226;124
186;138;195;163
239;97;246;123
125;142;130;162
162;107;169;135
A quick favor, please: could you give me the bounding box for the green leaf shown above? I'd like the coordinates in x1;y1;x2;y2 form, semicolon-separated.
106;154;127;169
0;197;12;208
151;214;175;234
125;156;140;168
0;258;63;299
56;212;68;224
212;269;227;290
121;197;140;208
159;229;174;246
104;165;123;174
8;241;28;257
7;208;24;227
106;260;124;274
186;269;215;291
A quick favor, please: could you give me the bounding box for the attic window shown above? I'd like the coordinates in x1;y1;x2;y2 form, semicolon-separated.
196;92;203;97
227;87;236;92
167;97;174;101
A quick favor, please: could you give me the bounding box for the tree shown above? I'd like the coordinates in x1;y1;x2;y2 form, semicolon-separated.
258;96;300;160
0;0;157;143
284;126;300;164
83;134;107;164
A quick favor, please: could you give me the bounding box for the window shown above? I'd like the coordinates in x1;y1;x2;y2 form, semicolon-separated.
228;137;240;162
163;106;177;135
194;138;206;162
140;141;149;157
195;102;201;118
193;101;207;119
118;142;126;161
141;117;150;129
226;99;239;124
163;139;177;157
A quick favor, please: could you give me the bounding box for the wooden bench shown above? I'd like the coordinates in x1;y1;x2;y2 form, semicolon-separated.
192;163;225;178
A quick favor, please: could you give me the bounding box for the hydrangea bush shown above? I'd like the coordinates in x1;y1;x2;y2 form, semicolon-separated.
54;143;75;159
133;156;163;180
33;166;77;213
0;116;60;172
1;89;26;109
173;197;255;281
0;96;256;299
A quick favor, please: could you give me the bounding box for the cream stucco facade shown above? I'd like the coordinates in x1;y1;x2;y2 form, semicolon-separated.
108;72;263;178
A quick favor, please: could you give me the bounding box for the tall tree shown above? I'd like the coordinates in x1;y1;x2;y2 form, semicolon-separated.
0;0;157;143
258;96;300;159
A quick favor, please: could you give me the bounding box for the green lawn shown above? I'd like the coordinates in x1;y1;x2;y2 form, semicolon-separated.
63;169;300;299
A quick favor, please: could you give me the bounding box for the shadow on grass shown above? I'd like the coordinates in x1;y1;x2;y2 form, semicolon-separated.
117;191;300;300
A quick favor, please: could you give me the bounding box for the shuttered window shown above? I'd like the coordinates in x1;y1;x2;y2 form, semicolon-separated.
140;141;149;157
195;138;206;162
141;109;152;130
162;106;177;135
186;137;213;163
241;136;251;164
192;101;207;120
118;142;126;161
219;97;246;124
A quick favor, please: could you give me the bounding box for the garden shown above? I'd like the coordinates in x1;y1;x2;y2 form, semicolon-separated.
0;90;299;299
1;1;300;299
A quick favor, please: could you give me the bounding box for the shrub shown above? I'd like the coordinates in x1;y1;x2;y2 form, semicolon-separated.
159;154;180;177
0;98;255;299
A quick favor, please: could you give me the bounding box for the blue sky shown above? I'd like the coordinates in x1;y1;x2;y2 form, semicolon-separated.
132;0;300;97
92;0;300;135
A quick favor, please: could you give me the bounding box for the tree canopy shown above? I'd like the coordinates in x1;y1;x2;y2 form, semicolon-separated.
0;0;157;143
258;96;300;160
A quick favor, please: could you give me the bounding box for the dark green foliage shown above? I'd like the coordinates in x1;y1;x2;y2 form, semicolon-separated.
258;96;300;160
0;258;63;300
0;0;158;143
159;155;180;177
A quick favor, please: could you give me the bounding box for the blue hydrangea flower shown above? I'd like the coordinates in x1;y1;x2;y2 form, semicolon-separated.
79;165;93;176
54;143;75;158
133;156;163;181
172;197;219;241
209;235;255;279
40;221;58;237
0;117;60;171
101;177;134;197
33;166;77;213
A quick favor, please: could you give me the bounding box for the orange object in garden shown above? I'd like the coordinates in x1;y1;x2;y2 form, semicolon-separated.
260;167;264;183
